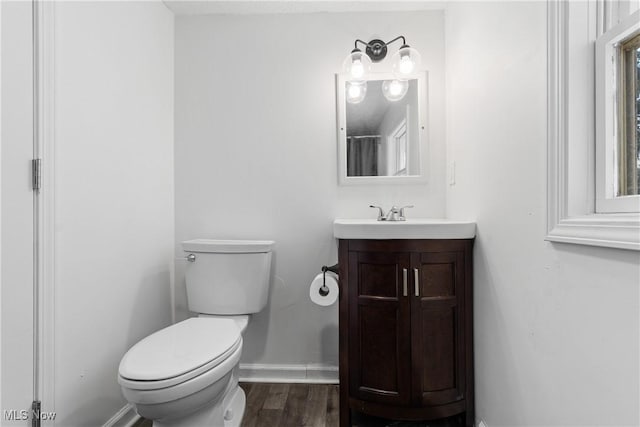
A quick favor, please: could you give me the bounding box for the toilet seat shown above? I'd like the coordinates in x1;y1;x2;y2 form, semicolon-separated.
119;317;241;391
119;341;242;407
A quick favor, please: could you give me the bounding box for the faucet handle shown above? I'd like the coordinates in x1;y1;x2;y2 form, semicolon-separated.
398;205;414;221
369;205;387;221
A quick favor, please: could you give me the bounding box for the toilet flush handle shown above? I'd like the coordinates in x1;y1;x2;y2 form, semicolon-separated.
186;254;196;262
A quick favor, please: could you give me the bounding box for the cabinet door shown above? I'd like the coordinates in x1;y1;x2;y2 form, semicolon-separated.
348;250;412;406
410;251;466;406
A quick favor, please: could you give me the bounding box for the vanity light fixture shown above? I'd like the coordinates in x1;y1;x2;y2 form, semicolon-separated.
390;44;421;79
343;36;422;81
343;36;421;104
342;49;372;82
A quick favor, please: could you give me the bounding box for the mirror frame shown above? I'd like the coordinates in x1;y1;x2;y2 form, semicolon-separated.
336;71;429;185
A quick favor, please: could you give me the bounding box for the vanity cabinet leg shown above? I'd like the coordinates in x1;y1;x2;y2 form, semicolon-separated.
465;410;474;427
339;408;349;426
339;395;350;426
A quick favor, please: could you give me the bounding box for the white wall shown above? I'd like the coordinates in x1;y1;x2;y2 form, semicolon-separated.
446;2;640;426
1;2;35;421
174;11;446;372
53;2;174;425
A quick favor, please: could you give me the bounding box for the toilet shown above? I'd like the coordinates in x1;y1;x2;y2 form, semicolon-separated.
118;239;274;427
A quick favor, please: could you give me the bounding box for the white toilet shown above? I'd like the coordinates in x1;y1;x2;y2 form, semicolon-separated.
118;239;274;427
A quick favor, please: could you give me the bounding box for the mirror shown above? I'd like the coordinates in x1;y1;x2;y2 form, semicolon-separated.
336;72;427;185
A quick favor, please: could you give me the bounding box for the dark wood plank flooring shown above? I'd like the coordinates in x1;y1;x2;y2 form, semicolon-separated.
241;383;462;427
242;383;338;427
138;383;462;427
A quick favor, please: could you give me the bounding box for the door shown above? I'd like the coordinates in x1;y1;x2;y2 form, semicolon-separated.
410;251;466;407
348;250;412;406
1;1;37;424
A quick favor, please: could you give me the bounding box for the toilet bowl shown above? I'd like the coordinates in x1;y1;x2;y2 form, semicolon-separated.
118;239;274;427
118;317;245;426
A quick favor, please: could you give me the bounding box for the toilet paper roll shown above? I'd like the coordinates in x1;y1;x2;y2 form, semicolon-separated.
309;273;339;306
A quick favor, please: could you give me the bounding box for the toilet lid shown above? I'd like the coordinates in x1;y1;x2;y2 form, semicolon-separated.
119;317;241;382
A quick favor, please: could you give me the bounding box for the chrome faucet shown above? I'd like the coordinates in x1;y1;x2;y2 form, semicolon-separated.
369;205;386;221
369;205;414;221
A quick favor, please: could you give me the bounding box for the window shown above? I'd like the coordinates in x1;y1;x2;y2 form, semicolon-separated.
547;1;640;251
618;32;640;196
595;9;640;213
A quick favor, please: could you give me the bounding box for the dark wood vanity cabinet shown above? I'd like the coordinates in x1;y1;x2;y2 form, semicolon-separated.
338;239;474;427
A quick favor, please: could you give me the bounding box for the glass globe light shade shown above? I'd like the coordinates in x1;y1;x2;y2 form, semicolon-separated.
391;45;422;79
382;79;409;101
342;49;372;82
346;81;367;104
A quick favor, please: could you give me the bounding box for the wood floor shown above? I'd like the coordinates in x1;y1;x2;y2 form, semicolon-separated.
241;383;338;427
241;383;461;427
138;383;462;427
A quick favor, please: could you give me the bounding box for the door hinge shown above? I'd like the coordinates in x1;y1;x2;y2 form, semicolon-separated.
31;400;41;427
32;158;41;191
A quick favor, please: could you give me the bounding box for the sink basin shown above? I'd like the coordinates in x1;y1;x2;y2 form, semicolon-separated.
333;218;476;240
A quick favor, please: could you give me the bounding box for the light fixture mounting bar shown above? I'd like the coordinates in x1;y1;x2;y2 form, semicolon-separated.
353;36;408;62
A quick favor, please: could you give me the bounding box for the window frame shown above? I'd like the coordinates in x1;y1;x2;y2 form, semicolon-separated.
390;118;408;176
546;0;640;251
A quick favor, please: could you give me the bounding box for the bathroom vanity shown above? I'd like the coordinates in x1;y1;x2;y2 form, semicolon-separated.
334;219;475;427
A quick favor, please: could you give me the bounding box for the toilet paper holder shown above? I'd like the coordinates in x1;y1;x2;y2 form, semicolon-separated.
320;264;339;296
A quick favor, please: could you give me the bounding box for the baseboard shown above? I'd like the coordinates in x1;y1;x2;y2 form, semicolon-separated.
239;363;339;384
102;404;140;427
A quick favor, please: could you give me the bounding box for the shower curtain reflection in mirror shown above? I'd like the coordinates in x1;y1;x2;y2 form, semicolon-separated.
347;136;380;176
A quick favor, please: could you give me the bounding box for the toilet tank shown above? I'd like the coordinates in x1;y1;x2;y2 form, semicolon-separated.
182;239;274;315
